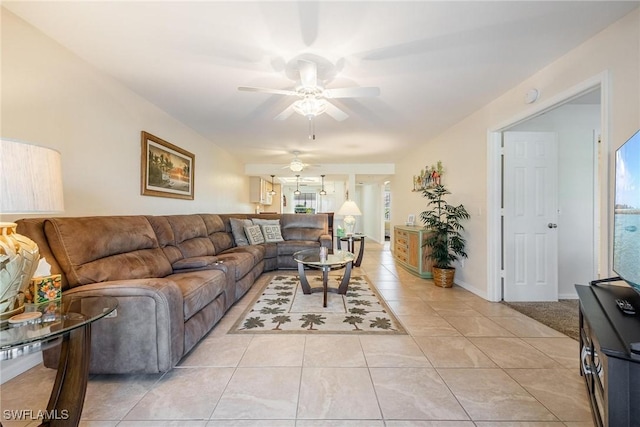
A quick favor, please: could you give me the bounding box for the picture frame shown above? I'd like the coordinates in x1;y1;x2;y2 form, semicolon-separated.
141;131;194;200
406;214;415;226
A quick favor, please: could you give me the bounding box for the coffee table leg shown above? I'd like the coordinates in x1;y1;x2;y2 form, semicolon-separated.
338;261;353;294
43;325;91;427
298;262;311;294
322;267;329;307
355;236;365;267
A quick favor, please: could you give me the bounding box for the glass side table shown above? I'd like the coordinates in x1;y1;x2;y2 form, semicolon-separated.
1;295;118;427
337;233;365;267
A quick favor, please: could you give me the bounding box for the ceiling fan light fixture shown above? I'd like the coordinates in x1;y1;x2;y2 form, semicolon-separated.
293;97;327;119
294;174;301;195
289;158;304;172
269;174;277;195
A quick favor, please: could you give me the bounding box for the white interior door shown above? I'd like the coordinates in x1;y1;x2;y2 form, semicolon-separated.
503;131;559;301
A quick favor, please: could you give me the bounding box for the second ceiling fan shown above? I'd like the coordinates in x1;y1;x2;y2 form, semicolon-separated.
238;58;380;122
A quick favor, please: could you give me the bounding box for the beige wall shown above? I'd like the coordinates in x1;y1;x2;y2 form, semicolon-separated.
392;9;640;298
1;9;253;223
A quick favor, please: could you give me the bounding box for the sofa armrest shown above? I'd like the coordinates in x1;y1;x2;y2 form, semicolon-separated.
47;278;184;374
319;234;332;250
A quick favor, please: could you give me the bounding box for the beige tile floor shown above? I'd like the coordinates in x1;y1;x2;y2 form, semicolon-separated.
0;242;594;427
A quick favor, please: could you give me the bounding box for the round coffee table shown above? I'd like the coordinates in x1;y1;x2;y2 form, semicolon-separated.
1;295;118;427
293;249;355;307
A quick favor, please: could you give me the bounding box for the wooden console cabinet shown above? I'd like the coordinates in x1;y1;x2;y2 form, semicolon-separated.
576;283;640;427
393;226;433;278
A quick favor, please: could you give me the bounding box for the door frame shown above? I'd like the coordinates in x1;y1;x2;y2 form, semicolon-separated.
486;71;610;302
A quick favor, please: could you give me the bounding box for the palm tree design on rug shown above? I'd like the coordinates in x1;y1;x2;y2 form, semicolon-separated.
265;297;289;305
300;314;326;330
271;315;291;330
241;316;265;330
370;317;393;330
260;307;284;315
349;299;373;307
344;315;364;330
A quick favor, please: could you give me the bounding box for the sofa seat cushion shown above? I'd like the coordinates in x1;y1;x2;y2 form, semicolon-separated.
215;251;259;281
277;240;321;256
223;245;265;264
261;242;278;259
166;269;227;321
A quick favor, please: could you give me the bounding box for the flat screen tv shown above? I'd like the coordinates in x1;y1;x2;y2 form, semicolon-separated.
613;129;640;295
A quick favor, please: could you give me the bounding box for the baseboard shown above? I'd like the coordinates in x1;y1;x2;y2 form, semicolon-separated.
0;351;43;384
454;279;488;300
559;293;579;300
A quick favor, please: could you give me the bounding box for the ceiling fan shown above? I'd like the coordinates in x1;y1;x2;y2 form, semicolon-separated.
283;151;313;172
238;58;380;122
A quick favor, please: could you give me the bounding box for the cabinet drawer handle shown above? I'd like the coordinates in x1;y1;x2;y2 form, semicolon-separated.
581;345;603;379
581;346;593;375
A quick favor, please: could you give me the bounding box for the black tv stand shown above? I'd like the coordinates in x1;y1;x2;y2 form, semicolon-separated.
589;276;622;286
576;283;640;427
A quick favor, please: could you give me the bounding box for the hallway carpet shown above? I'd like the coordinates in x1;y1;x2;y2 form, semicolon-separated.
502;299;580;340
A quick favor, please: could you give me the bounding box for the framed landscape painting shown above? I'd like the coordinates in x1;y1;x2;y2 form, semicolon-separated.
141;131;195;200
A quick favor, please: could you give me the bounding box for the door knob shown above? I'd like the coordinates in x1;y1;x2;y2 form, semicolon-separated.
547;223;558;229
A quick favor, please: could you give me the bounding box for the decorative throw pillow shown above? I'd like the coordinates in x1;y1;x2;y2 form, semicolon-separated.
244;224;265;245
229;218;252;246
261;224;284;243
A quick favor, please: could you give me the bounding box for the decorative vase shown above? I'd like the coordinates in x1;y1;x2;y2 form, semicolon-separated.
0;222;39;318
432;267;455;288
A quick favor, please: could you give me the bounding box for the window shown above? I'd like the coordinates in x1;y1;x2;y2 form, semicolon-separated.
384;190;391;221
294;192;317;213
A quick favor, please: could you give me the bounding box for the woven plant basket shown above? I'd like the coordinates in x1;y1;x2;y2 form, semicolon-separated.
432;267;455;288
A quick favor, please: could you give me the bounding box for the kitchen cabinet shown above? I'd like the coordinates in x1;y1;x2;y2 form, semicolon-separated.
249;177;273;205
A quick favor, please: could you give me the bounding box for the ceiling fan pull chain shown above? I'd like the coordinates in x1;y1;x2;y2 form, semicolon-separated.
308;117;316;140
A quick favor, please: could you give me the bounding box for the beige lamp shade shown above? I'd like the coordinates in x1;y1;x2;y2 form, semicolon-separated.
0;139;64;214
337;200;361;235
0;139;64;318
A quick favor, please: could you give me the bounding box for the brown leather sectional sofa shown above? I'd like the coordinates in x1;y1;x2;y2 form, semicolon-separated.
17;213;331;374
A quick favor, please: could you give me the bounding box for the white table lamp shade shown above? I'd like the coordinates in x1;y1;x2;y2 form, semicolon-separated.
0;139;64;317
337;200;361;235
0;139;65;214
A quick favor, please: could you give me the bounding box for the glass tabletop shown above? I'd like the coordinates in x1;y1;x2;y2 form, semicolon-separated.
293;249;355;267
0;295;118;360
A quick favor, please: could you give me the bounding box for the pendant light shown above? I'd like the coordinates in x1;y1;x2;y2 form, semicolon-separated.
268;174;277;195
319;174;327;196
294;175;301;195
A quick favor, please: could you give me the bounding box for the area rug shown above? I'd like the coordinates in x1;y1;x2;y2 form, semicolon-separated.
229;273;406;334
502;299;579;341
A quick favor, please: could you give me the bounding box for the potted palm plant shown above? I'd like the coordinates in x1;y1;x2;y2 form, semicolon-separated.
419;184;470;287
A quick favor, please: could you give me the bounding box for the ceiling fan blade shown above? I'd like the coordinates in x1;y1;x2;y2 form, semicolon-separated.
323;87;381;98
298;59;317;88
238;86;297;96
324;102;349;121
274;104;296;121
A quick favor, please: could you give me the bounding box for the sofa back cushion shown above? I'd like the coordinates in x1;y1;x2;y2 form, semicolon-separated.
199;214;234;254
280;213;328;241
44;216;172;287
164;215;215;257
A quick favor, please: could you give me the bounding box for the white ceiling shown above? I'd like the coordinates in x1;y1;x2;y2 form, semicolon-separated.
4;1;637;178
